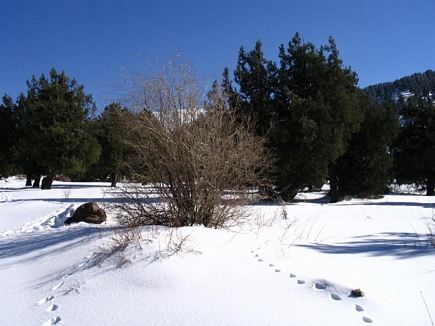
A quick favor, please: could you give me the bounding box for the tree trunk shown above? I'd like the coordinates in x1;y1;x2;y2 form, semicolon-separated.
329;163;340;203
110;172;117;187
277;177;303;202
41;174;55;190
426;178;435;196
25;175;32;187
32;175;41;188
279;186;299;202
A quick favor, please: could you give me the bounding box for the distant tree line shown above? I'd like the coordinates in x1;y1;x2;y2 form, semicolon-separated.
363;70;435;195
0;69;128;189
364;70;435;109
1;33;435;201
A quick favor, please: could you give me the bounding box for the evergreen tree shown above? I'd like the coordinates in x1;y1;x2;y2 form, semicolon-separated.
0;95;18;177
278;34;363;202
90;102;128;187
16;68;101;189
233;40;279;136
233;33;363;202
336;96;399;197
394;100;435;195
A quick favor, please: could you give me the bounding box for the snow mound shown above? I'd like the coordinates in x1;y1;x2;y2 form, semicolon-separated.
1;204;77;237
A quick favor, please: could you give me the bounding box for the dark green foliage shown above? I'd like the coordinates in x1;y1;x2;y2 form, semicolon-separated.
233;40;279;136
87;103;129;186
0;95;18;177
336;96;399;197
232;33;363;202
394;100;435;195
16;68;101;189
363;70;435;195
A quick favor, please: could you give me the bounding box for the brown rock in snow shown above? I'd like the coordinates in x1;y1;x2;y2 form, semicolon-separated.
65;202;106;225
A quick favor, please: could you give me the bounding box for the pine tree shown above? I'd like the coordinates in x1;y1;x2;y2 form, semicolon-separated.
89;103;128;187
233;40;279;136
336;97;399;197
394;100;435;195
0;95;18;177
16;68;101;189
232;33;363;202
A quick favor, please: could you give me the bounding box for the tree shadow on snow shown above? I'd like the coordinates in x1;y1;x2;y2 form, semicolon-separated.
0;226;113;263
296;232;435;260
4;196;162;205
334;201;435;209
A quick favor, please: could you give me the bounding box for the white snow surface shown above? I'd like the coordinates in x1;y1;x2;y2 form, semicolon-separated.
1;177;434;326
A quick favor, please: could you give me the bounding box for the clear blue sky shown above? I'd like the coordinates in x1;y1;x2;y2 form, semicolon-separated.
2;0;434;110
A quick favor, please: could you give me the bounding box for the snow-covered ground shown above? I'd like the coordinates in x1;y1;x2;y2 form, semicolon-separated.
1;177;434;326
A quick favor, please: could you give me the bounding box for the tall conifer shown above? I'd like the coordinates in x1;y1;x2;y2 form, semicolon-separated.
16;68;101;189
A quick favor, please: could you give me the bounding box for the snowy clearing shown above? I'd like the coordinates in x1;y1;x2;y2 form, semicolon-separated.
1;177;434;326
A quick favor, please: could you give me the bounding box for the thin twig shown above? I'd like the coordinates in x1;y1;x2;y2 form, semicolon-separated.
421;291;434;326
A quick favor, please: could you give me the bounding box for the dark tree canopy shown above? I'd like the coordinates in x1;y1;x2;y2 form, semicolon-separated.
87;102;129;186
16;68;101;189
0;95;18;177
363;69;435;196
394;100;435;195
336;96;399;197
232;33;363;202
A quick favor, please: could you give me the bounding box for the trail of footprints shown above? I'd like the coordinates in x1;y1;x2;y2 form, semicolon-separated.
36;278;67;325
36;245;374;324
35;254;94;325
251;247;374;324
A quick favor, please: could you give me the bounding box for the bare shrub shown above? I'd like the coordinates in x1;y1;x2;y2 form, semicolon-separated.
62;187;72;199
115;57;271;228
92;224;144;267
163;227;199;255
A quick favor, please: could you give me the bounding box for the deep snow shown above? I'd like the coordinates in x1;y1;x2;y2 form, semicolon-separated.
1;177;434;326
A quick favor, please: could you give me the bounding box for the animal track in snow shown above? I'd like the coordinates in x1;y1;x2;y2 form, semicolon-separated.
43;316;61;326
247;248;372;323
355;304;364;312
36;296;54;306
363;316;373;323
46;304;58;312
314;282;327;290
330;294;341;301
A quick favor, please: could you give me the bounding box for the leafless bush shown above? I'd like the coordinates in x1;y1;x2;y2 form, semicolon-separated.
115;57;271;228
62;187;72;199
92;224;144;267
163;227;199;256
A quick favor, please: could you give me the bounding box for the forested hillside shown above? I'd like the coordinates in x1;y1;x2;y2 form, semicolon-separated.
362;69;435;196
363;69;435;106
